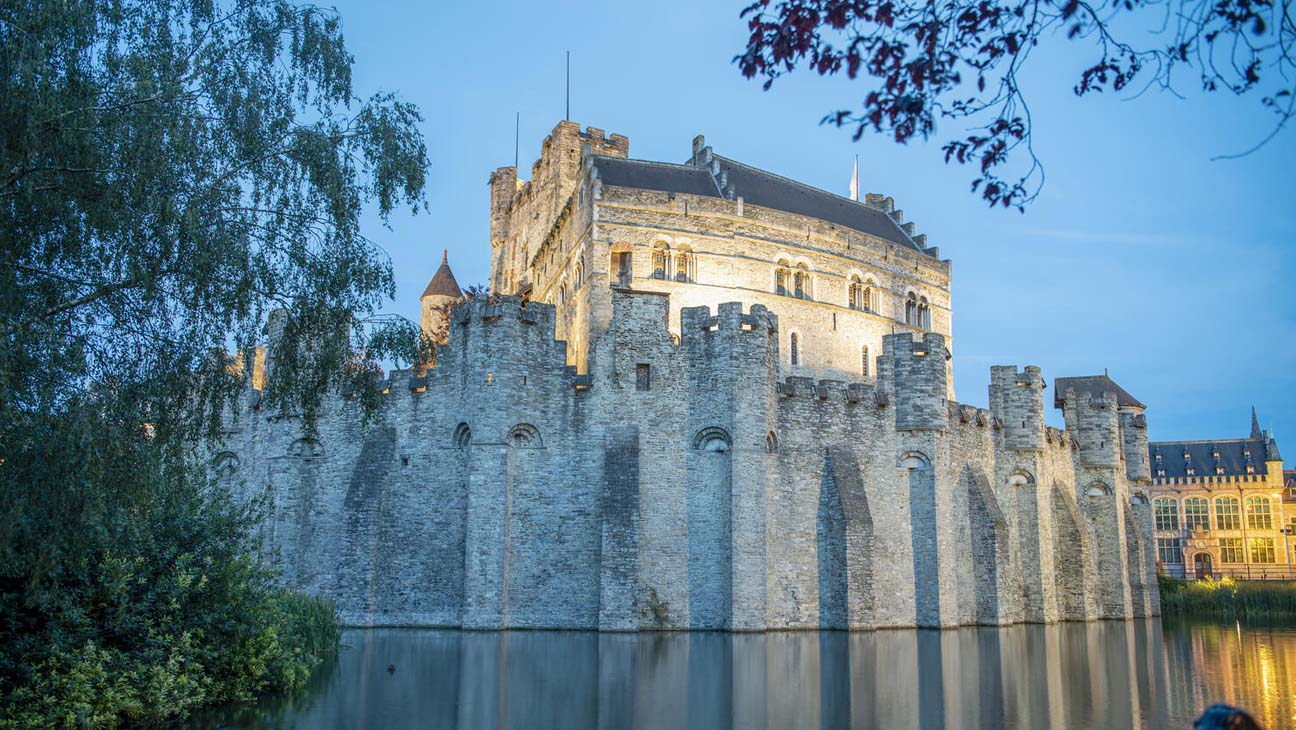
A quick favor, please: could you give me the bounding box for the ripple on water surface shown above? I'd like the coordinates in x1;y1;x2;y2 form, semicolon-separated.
189;618;1296;730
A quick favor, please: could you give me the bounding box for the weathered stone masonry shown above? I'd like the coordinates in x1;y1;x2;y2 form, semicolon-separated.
214;120;1158;629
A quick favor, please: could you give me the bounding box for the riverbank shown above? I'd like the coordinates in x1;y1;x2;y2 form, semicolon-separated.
1159;575;1296;620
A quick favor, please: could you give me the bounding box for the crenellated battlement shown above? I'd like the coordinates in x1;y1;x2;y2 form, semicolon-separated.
679;301;779;336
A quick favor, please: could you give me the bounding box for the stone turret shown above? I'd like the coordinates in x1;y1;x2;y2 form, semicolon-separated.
884;332;948;432
990;366;1046;452
420;250;463;344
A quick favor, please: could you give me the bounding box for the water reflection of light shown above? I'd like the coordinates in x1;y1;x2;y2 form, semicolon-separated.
189;620;1296;730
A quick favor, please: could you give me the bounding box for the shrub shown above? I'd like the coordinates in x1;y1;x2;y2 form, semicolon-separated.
1159;575;1296;620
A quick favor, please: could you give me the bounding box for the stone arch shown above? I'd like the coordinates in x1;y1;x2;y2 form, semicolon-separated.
773;257;793;295
1129;492;1149;506
212;451;240;478
1123;505;1153;616
1051;483;1094;621
506;423;543;448
651;240;670;280
964;466;1011;625
1007;469;1035;488
288;438;323;458
693;426;732;452
898;451;931;470
453;422;472;449
674;243;694;281
1086;481;1112;497
688;425;733;627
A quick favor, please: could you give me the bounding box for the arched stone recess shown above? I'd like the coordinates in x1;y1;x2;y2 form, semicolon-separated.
1050;483;1096;621
818;448;875;629
688;426;733;629
211;451;240;479
964;467;1014;625
901;450;939;627
1122;505;1152;618
503;420;600;629
341;425;398;624
1006;469;1045;622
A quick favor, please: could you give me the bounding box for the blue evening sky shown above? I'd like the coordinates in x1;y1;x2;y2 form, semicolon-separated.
332;0;1295;443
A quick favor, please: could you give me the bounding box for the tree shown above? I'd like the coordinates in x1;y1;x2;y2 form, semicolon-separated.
0;1;427;723
1;0;429;435
735;0;1295;209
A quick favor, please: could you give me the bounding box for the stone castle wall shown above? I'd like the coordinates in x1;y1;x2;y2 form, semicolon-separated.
215;292;1159;629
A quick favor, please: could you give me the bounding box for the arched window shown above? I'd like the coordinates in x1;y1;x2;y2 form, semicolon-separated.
775;259;791;296
789;332;799;366
1246;496;1272;530
1184;497;1210;530
905;292;918;325
1153;498;1180;531
453;422;472;449
1086;482;1111;497
693;426;732;453
848;275;864;310
288;438;323;458
793;263;810;299
675;248;691;282
1215;497;1241;530
212;451;240;478
652;242;669;280
507;423;543;448
765;431;779;454
574;260;584;290
862;282;873;312
861;344;870;377
918;297;931;329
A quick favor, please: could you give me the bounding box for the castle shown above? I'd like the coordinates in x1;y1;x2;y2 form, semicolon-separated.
215;120;1160;630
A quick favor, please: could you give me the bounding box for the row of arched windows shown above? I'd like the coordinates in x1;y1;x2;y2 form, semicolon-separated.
651;241;693;282
773;261;931;330
1153;495;1274;531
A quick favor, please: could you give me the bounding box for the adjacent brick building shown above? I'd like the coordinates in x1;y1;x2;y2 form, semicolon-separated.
214;120;1160;629
1149;410;1293;578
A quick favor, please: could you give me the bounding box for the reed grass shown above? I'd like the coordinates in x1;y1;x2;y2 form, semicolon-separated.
1159;575;1296;620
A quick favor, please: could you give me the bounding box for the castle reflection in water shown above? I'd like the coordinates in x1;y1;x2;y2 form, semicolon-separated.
199;620;1296;730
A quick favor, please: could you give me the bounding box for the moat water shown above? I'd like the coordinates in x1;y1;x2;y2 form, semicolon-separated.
189;619;1296;730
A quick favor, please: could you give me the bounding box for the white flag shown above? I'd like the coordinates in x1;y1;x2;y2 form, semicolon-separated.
849;156;859;201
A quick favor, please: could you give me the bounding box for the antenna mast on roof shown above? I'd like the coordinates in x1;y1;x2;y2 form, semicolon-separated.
514;111;519;170
565;51;570;121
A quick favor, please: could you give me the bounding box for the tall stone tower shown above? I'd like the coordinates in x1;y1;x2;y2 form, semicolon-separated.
420;250;463;343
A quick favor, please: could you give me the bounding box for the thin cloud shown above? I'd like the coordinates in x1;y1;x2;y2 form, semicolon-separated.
1007;227;1203;247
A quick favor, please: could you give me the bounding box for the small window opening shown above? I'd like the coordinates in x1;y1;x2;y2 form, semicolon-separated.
636;363;651;391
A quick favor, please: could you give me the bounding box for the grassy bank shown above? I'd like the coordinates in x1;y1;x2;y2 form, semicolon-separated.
1159;575;1296;620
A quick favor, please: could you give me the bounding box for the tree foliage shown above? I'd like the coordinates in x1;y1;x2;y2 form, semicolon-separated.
0;0;426;723
1;0;430;434
735;0;1295;208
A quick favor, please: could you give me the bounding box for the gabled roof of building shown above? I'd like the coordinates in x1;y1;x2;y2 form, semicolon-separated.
1148;438;1270;478
1148;411;1283;479
421;250;462;299
1053;375;1145;409
590;153;924;253
710;155;921;252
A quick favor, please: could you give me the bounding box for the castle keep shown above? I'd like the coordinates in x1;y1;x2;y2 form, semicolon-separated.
216;120;1160;630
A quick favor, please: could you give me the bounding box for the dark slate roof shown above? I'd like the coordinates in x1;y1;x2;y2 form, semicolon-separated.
712;155;920;251
421;251;462;299
1053;375;1145;409
593;157;723;199
1148;438;1270;478
1284;469;1296;489
591;154;925;253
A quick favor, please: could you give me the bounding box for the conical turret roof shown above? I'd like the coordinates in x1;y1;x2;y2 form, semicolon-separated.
421;250;462;299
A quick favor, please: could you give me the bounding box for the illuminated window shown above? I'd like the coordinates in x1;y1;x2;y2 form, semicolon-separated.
1156;537;1182;564
1184;497;1210;530
675;249;691;282
861;345;870;377
1246;496;1273;530
775;259;791;296
1153;498;1180;531
918;297;931;329
905;293;918;325
1215;497;1241;530
1249;537;1276;564
651;243;668;280
1219;538;1244;564
794;263;810;299
849;276;864;310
